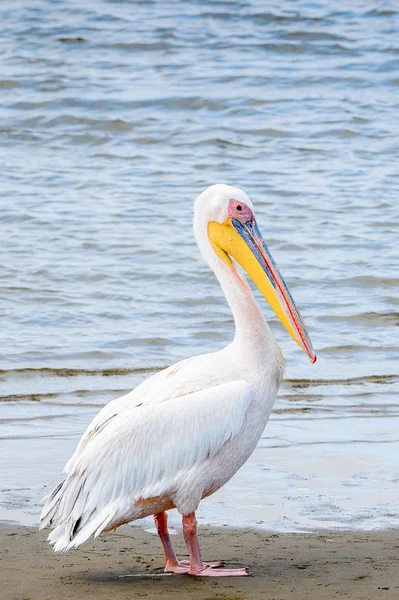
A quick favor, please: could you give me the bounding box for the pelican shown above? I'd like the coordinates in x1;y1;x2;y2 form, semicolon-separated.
40;184;316;577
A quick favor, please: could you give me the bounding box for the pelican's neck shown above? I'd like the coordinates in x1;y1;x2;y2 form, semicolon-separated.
212;255;276;357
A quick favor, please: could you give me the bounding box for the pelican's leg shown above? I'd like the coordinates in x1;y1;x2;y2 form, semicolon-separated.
154;511;224;574
154;512;181;572
180;512;250;577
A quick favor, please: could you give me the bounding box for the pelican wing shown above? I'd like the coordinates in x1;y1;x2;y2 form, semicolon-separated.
40;380;252;551
75;352;226;454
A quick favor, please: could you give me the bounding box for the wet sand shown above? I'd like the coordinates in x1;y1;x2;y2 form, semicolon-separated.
1;524;398;600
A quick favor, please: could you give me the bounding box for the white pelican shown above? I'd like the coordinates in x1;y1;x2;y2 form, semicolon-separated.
40;184;316;577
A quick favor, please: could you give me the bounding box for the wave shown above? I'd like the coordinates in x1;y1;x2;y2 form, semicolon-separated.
1;366;396;385
284;374;397;388
0;366;163;378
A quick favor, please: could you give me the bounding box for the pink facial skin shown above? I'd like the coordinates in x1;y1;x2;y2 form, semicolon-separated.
228;199;254;223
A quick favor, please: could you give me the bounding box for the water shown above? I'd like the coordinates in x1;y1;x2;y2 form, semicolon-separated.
1;0;398;532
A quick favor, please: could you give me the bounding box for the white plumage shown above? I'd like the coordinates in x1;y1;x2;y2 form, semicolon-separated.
40;184;315;576
43;378;252;551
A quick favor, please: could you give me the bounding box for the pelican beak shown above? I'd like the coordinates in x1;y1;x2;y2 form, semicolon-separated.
208;217;316;363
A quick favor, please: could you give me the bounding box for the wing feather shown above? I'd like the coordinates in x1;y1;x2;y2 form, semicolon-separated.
74;351;229;454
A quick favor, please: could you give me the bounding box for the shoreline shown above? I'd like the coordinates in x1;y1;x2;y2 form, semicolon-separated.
1;523;398;599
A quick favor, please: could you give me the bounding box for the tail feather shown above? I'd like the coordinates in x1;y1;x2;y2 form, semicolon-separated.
47;504;118;552
39;480;65;528
41;476;123;552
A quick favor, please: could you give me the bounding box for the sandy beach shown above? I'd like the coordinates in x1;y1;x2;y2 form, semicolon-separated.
1;524;398;600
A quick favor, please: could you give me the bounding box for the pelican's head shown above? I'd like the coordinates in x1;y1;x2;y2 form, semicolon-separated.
194;184;316;363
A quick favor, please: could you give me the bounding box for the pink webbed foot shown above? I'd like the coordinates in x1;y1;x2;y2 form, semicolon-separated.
164;560;225;573
189;566;250;577
178;559;224;568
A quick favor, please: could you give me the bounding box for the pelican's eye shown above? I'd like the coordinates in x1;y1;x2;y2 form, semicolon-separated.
228;198;253;222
